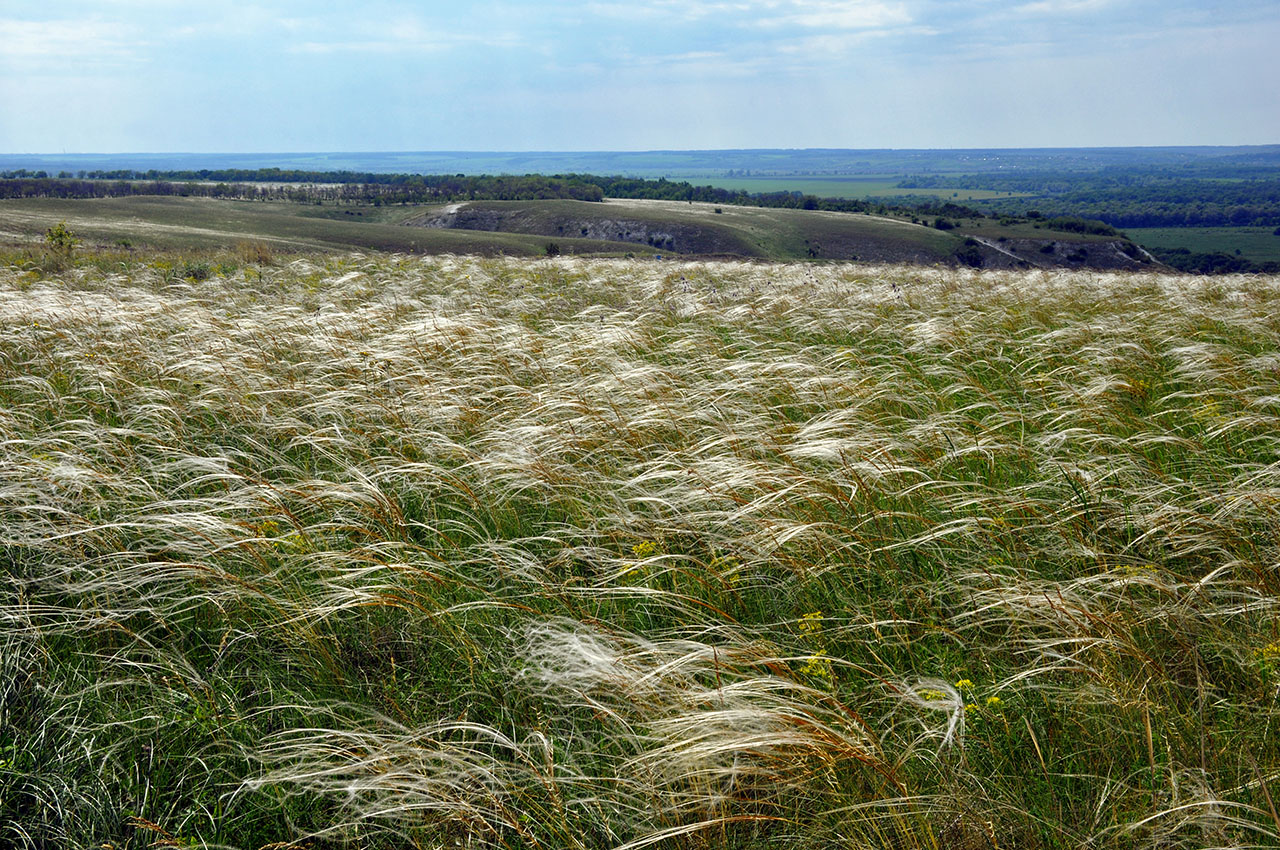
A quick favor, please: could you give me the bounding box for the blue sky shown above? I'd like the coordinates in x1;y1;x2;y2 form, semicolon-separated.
1;0;1277;152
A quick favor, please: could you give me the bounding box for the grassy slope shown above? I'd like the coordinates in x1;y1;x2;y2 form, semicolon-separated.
0;196;650;257
609;197;962;261
410;197;965;262
1128;226;1280;264
3;254;1279;849
1;195;1136;269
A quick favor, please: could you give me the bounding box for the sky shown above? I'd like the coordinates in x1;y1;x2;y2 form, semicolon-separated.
1;0;1277;153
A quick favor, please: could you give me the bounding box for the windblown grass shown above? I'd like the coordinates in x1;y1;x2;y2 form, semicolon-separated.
2;254;1279;849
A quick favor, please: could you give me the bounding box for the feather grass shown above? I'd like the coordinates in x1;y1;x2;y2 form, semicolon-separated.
1;254;1278;847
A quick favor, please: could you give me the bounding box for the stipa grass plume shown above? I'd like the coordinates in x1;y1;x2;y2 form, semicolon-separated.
245;619;927;848
519;620;889;789
2;255;1280;848
243;710;568;846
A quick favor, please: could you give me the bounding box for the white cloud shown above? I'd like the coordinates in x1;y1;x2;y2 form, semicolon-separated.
754;1;913;29
282;16;523;55
583;1;753;20
775;28;900;55
584;0;911;28
0;18;142;64
1012;0;1114;16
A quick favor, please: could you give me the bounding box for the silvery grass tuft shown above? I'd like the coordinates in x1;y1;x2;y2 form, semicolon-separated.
0;252;1278;848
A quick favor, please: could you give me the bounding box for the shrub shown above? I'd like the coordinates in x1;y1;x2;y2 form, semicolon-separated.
952;239;984;267
237;240;275;265
42;220;78;270
1044;216;1119;237
45;220;77;254
181;260;212;281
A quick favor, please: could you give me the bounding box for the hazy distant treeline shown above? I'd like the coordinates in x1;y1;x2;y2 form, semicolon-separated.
0;172;607;204
901;172;1280;228
0;170;896;216
2;169;1043;228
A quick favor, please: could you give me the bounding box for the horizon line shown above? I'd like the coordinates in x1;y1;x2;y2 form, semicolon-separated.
5;143;1280;157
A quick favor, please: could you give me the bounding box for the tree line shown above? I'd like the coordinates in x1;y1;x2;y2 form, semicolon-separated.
897;171;1280;228
0;173;607;204
2;170;1091;233
0;169;886;214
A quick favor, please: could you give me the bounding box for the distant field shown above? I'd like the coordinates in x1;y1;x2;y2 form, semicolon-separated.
0;194;1146;271
0;195;962;264
0;196;645;257
409;197;965;262
682;175;1028;202
8;145;1276;180
1128;226;1280;263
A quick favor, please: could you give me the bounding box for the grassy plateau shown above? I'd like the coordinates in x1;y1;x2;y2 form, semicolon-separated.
0;195;1146;270
1127;228;1280;266
3;250;1280;849
664;176;1028;203
0;197;643;258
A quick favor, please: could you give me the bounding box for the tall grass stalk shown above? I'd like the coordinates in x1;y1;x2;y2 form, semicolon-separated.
1;254;1278;848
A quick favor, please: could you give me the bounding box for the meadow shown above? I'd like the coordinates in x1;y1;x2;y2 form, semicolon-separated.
1126;227;1280;266
670;177;1026;203
0;195;977;264
3;252;1280;849
0;197;628;257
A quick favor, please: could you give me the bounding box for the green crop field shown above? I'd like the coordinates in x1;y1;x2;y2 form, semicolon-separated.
682;175;1028;202
1128;226;1280;264
4;250;1280;849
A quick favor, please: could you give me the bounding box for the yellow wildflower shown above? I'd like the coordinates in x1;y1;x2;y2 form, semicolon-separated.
630;540;658;559
799;652;834;686
1255;640;1280;661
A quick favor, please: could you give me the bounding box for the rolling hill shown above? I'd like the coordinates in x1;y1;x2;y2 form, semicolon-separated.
0;194;1154;270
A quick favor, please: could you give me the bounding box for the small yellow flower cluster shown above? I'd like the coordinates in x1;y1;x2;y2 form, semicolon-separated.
799;651;833;686
709;555;745;586
954;678;1005;714
1255;639;1280;661
630;540;659;559
1193;399;1224;423
1120;562;1158;577
799;611;824;635
709;554;741;573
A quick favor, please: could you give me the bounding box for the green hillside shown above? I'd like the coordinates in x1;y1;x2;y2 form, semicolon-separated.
0;196;645;257
0;194;1151;271
406;197;966;262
